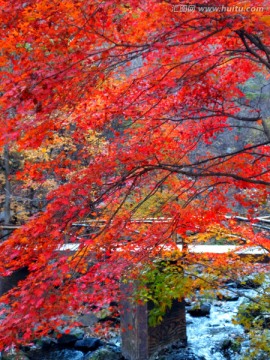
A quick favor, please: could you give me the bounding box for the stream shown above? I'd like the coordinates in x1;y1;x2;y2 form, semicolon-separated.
156;288;258;360
186;295;249;359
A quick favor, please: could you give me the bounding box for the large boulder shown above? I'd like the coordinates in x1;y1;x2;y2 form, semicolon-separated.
236;276;262;289
38;336;58;350
56;327;84;345
74;337;103;352
187;302;211;317
84;345;123;360
219;338;241;358
38;349;84;360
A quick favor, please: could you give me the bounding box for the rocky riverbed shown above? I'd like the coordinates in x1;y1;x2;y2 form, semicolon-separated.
1;276;268;360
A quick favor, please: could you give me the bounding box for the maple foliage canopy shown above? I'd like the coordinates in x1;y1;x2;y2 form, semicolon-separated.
0;0;270;348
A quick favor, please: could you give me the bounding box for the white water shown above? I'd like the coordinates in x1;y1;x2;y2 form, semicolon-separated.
186;290;256;360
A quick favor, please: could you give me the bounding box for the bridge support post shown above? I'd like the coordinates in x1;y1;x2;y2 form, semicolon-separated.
120;284;187;360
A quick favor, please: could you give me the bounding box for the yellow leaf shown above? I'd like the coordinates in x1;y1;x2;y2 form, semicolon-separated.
261;15;270;25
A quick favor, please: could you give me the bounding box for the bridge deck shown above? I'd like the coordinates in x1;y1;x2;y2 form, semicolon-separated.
60;244;269;255
184;245;268;255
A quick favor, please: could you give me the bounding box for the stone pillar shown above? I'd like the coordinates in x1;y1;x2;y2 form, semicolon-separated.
120;284;187;360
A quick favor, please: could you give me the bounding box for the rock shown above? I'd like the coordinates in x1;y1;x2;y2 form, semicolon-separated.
57;334;82;345
74;337;103;352
38;336;57;349
213;301;223;307
58;326;85;338
96;307;120;323
184;298;192;306
2;351;30;360
38;349;84;360
236;276;261;289
226;282;238;289
216;289;239;301
219;338;241;357
187;302;211;317
106;337;121;348
220;339;233;351
57;327;84;345
96;308;113;320
152;347;205;360
209;322;220;327
77;313;98;327
84;345;122;360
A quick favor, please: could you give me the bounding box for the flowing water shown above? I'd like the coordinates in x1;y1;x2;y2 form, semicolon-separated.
179;289;258;360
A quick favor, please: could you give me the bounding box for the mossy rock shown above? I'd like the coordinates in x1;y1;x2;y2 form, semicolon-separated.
85;346;122;360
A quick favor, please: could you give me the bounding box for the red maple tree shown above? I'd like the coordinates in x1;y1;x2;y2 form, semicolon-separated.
0;0;270;349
